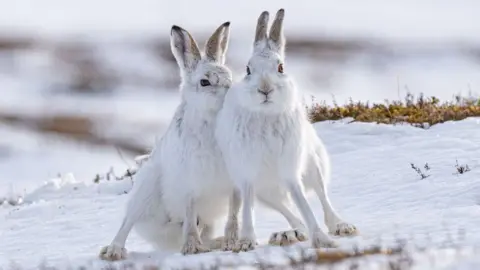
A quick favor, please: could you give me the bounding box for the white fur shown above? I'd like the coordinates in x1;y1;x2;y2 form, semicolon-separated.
215;9;357;251
99;22;234;260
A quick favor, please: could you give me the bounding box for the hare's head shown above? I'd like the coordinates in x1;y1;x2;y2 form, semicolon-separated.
170;22;232;111
237;9;297;113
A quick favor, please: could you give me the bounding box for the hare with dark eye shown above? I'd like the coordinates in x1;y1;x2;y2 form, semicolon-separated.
99;21;235;260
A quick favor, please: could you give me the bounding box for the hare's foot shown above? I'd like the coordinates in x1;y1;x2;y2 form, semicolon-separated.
329;222;358;237
268;229;308;246
232;237;257;253
99;243;127;261
181;236;211;255
222;220;239;251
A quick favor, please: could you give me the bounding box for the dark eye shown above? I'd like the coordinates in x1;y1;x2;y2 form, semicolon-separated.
246;66;251;75
200;79;211;87
278;63;284;74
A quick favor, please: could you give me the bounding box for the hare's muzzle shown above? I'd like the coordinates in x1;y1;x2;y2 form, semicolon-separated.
257;89;272;97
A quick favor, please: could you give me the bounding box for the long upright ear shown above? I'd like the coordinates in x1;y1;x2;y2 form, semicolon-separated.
205;21;231;64
254;11;269;46
170;25;202;72
268;9;285;55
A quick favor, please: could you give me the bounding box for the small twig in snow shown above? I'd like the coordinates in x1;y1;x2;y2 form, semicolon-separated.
454;159;471;175
424;163;430;171
410;163;430;180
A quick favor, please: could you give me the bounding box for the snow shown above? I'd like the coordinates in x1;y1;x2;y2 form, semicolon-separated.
1;118;480;269
1;1;480;268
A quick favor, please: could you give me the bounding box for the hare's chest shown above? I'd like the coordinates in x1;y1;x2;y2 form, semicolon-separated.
184;133;225;173
246;118;301;155
183;127;230;179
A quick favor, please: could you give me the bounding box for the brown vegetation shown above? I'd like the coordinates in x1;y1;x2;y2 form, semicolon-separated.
308;93;480;128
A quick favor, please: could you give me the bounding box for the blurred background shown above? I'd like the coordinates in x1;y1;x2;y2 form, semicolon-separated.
1;0;479;193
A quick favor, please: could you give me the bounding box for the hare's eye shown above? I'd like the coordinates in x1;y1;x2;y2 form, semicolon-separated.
200;79;211;87
278;63;284;74
246;66;251;75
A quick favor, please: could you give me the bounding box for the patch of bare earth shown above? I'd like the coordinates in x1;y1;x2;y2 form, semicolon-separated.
0;112;148;156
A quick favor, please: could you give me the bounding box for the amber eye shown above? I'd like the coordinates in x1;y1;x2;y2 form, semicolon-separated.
246;66;251;75
278;63;284;73
200;79;210;87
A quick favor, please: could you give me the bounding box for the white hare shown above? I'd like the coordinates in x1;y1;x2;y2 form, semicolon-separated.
99;22;235;260
215;9;357;252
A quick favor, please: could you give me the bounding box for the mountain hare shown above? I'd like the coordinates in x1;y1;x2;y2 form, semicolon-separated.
99;22;234;260
215;9;357;252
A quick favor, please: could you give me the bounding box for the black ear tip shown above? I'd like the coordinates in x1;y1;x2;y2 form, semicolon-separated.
222;21;231;27
258;11;270;22
171;25;182;34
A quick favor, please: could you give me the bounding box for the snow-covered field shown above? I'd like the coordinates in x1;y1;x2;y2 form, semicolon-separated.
1;118;480;269
1;0;480;269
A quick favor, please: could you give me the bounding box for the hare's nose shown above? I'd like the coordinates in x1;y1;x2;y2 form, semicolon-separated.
258;89;273;96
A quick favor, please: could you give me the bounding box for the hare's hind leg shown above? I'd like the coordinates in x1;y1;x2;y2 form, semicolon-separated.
256;193;308;246
99;216;131;261
99;188;152;261
307;158;358;237
283;178;337;249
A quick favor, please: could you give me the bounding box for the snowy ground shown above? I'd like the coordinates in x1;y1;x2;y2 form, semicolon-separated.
1;1;480;269
1;117;479;269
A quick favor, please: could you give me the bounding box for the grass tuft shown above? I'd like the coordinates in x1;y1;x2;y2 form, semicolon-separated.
308;93;480;128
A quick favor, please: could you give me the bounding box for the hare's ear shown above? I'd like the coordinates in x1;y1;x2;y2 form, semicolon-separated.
254;11;269;46
268;9;285;56
170;25;202;72
205;21;231;64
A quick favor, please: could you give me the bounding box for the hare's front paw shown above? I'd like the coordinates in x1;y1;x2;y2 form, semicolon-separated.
311;232;338;249
222;237;236;251
222;221;239;251
232;237;257;253
329;222;358;237
99;244;127;261
268;229;308;246
181;236;211;255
